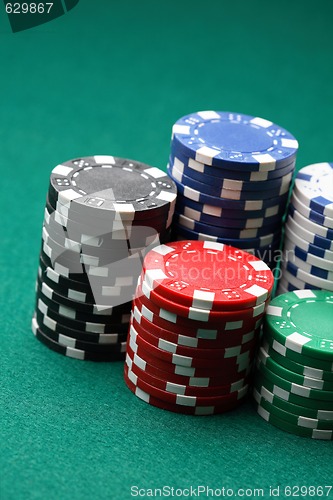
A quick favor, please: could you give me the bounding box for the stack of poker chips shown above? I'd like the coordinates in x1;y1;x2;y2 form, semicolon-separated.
254;290;333;440
124;240;274;415
277;162;333;294
167;111;298;269
32;155;177;361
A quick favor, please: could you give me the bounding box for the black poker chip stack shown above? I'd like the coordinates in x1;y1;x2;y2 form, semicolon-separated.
32;155;177;361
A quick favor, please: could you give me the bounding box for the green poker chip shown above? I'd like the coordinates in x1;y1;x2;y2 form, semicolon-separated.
262;339;333;382
254;402;333;440
258;346;333;391
264;290;333;361
254;381;333;421
254;372;333;410
253;388;333;430
256;359;333;402
264;333;333;372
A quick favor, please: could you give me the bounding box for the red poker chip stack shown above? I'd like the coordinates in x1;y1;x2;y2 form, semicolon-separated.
124;240;274;415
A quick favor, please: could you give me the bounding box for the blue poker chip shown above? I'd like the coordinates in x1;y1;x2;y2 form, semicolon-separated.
290;192;333;229
176;200;285;230
285;225;333;261
171;111;298;171
294;162;333;218
169;167;290;210
169;151;295;184
169;161;293;198
173;223;281;250
175;195;286;221
174;212;281;239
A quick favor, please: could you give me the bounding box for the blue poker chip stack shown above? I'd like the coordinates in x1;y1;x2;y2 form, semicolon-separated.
168;111;298;268
277;162;333;294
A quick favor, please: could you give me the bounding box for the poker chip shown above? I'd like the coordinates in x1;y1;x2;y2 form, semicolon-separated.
131;305;258;348
126;343;251;386
253;288;333;438
134;294;263;337
124;365;245;416
174;224;281;250
126;352;248;397
284;225;333;261
257;346;333;391
256;360;333;403
254;372;333;411
37;298;129;334
170;172;290;211
294;162;333;218
264;290;333;361
176;199;285;229
171;111;298;170
283;261;333;292
261;340;333;382
173;212;281;239
124;240;273;414
167;112;296;271
170;150;296;182
283;251;333;281
48;155;177;220
128;334;252;378
35;308;128;344
280;163;333;292
254;401;333;439
255;383;333;421
286;216;333;251
32;156;175;359
290;192;333;230
32;317;126;362
176;195;286;221
169;162;292;200
289;205;333;241
283;238;333;272
142;241;274;311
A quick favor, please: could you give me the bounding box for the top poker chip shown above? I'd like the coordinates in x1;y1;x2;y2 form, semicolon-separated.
294;162;333;218
171;111;298;171
265;290;333;361
142;241;274;312
48;155;177;220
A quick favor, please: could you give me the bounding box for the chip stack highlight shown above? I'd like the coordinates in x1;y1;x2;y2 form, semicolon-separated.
32;155;177;361
124;240;274;415
254;290;333;440
167;111;298;269
278;162;333;294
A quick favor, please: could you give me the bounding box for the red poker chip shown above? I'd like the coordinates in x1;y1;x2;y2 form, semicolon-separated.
129;323;255;369
124;366;245;416
130;315;258;360
126;343;252;387
127;336;253;378
124;364;248;408
142;241;274;311
126;352;250;397
136;279;268;324
132;305;258;349
134;295;263;336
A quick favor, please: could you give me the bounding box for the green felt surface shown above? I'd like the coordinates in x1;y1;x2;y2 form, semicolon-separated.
1;1;333;499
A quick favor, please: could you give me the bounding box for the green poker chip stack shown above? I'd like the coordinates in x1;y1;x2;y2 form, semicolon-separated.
253;289;333;440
